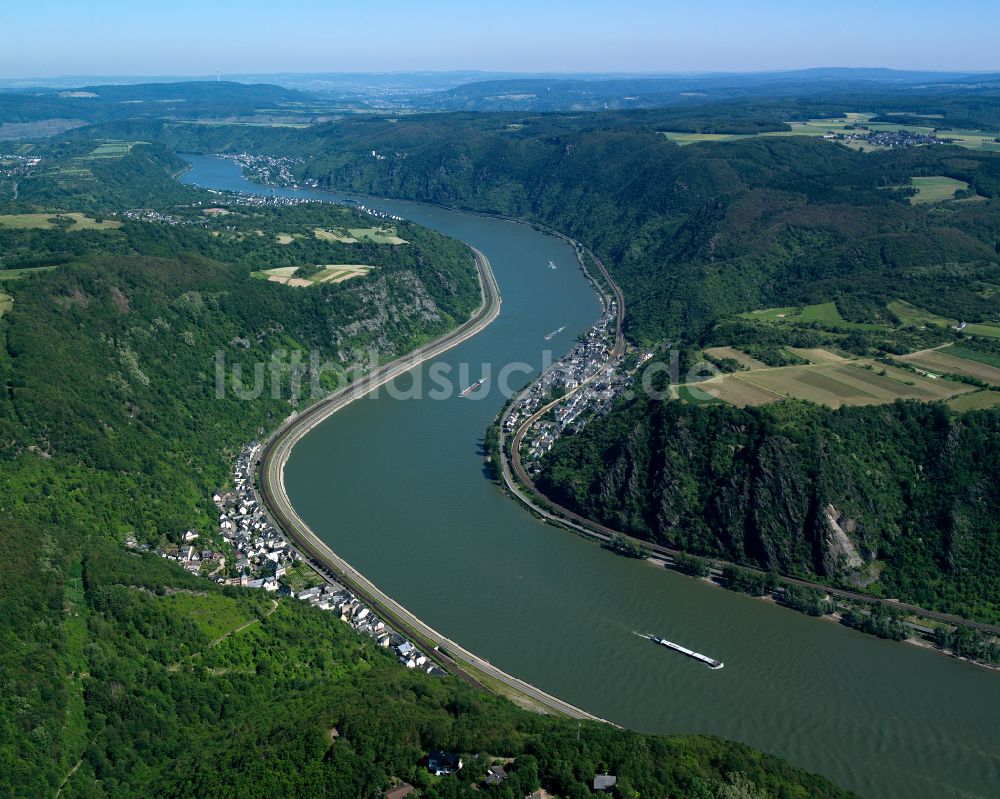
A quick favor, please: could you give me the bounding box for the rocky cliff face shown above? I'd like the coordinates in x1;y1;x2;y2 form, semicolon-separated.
536;398;1000;620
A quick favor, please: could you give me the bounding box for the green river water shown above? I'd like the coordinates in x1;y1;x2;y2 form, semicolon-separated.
183;155;999;799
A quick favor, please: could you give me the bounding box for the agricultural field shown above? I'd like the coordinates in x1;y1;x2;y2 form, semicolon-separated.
945;344;1000;369
909;175;975;204
684;359;974;409
787;347;849;364
702;345;767;370
888;300;1000;337
313;265;374;283
0;212;121;231
252;264;374;286
660;113;1000;153
85;140;146;159
899;346;1000;385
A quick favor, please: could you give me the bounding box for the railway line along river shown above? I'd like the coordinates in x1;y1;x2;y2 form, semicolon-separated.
182;154;1000;799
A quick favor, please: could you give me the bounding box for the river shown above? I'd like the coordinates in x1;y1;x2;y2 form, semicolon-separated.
182;154;1000;799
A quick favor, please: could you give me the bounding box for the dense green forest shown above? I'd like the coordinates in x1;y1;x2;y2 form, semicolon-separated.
537;398;1000;623
66;112;1000;626
86;111;1000;344
0;144;852;798
2;523;854;799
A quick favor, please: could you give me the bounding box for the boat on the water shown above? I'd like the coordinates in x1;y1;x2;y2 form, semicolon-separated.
548;260;557;269
544;326;566;341
640;633;723;669
459;377;487;397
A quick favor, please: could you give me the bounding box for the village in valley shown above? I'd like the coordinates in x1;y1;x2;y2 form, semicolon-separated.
504;300;641;473
138;440;444;676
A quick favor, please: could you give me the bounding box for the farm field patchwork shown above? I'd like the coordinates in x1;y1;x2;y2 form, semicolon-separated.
787;347;849;364
252;264;374;286
900;347;1000;385
946;344;1000;369
660;114;1000;152
684;360;974;409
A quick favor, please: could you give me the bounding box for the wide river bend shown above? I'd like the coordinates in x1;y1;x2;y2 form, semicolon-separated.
182;155;999;799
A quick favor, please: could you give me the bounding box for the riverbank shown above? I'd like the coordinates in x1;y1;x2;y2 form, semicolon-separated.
490;244;1000;669
183;154;1000;799
254;243;607;721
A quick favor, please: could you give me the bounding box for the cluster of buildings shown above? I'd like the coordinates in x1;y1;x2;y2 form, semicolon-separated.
0;153;41;178
147;440;442;676
120;208;184;225
826;128;954;148
504;302;632;470
221;153;312;188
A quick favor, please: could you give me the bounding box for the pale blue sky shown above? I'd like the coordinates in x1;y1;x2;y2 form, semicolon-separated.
5;0;1000;78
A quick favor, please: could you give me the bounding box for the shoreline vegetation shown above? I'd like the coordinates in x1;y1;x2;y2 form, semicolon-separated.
253;243;609;719
481;235;1000;673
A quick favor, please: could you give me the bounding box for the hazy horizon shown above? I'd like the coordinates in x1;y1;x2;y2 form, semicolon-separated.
4;0;999;78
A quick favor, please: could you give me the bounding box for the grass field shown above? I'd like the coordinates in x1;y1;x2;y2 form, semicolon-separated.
313;228;358;243
743;301;884;331
313;226;408;245
661;131;753;145
275;233;294;245
686;359;973;409
702;346;768;370
159;593;256;642
0;212;121;231
0;292;11;317
947;390;1000;411
85;140;146;159
909;176;974;204
889;300;1000;337
900;347;1000;385
0;266;61;281
348;227;408;245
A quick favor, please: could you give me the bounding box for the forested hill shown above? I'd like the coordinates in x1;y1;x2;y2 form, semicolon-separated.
537;398;1000;623
0;81;312;125
89;112;1000;344
0;145;855;798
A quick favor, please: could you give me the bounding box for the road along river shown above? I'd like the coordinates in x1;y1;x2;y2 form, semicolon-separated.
183;155;1000;799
